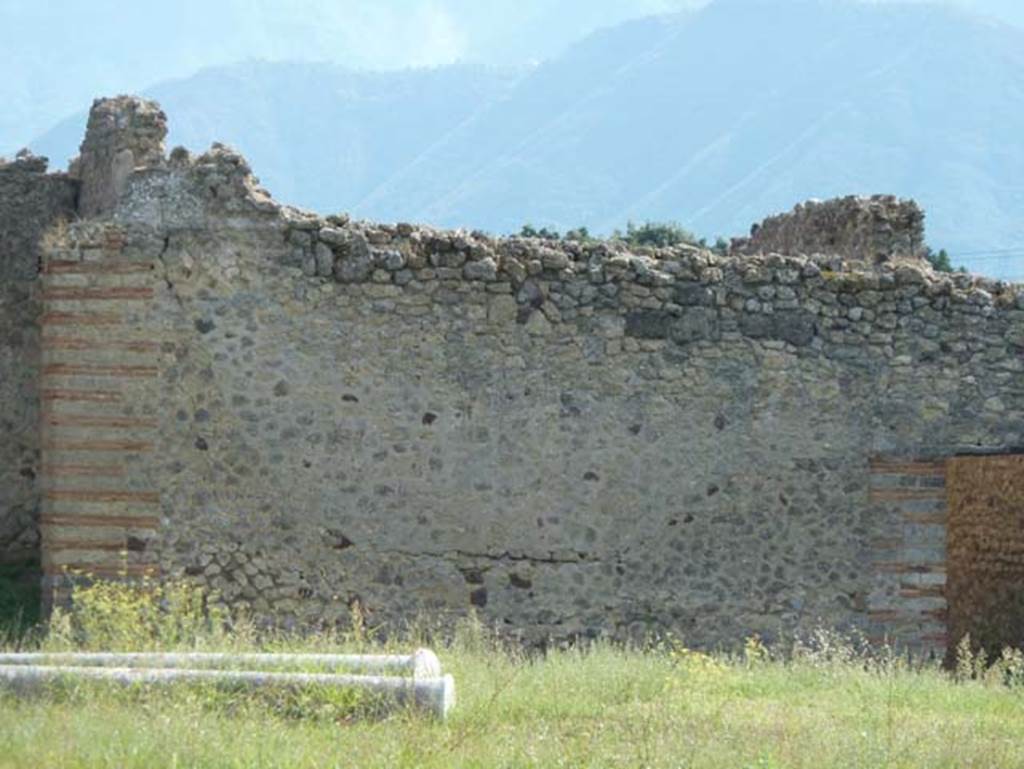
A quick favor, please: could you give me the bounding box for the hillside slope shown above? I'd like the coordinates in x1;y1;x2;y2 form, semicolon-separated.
30;62;520;212
353;0;1024;276
0;0;699;152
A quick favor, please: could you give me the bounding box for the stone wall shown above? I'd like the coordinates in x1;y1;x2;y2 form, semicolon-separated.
74;96;167;219
19;97;1024;654
732;195;926;264
0;153;77;576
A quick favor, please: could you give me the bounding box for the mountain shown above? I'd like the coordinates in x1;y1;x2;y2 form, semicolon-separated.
962;0;1024;29
30;62;521;213
0;0;700;153
26;0;1024;279
348;0;1024;278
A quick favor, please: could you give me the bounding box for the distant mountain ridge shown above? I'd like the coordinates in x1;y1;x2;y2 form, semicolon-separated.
27;0;1024;279
0;0;702;152
31;62;523;216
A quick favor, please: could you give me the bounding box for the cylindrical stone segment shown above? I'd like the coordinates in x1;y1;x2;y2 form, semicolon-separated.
0;664;455;719
0;648;442;679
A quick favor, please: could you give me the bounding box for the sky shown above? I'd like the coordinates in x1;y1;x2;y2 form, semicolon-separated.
0;0;700;149
5;1;1018;77
2;0;1022;151
128;0;1022;70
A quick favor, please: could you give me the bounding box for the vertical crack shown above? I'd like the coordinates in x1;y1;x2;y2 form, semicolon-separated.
156;235;184;309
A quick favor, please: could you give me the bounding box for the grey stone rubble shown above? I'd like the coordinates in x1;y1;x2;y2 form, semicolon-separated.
731;195;927;264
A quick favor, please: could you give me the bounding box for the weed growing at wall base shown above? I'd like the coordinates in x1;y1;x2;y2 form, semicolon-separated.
0;579;1022;768
44;577;226;652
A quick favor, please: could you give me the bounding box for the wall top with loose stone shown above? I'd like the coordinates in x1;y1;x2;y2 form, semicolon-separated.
73;95;168;218
45;97;1022;392
0;150;50;174
731;195;927;265
0;150;77;265
58;100;1011;309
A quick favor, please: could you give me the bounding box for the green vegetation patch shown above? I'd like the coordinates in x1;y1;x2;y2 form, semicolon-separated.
0;580;1023;768
518;221;730;253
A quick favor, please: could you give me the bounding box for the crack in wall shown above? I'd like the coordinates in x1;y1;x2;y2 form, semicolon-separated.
371;547;602;565
156;235;185;309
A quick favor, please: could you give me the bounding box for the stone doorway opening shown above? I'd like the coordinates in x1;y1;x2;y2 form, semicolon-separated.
946;455;1024;657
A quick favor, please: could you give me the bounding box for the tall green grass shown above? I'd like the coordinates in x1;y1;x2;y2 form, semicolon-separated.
0;579;1021;769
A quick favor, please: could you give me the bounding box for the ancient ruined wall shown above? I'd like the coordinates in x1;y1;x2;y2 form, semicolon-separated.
30;98;1024;654
732;196;926;264
74;97;167;219
0;154;77;580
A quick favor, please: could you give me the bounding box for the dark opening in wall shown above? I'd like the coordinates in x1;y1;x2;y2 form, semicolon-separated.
0;555;41;631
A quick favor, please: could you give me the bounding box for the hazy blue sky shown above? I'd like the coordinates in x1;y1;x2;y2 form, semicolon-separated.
0;0;696;147
4;2;1020;71
2;0;1022;150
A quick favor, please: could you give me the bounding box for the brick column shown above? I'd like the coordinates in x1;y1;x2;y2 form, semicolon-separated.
866;458;948;658
38;227;161;609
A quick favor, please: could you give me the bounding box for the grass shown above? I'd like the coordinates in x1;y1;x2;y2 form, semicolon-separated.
0;581;1021;768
